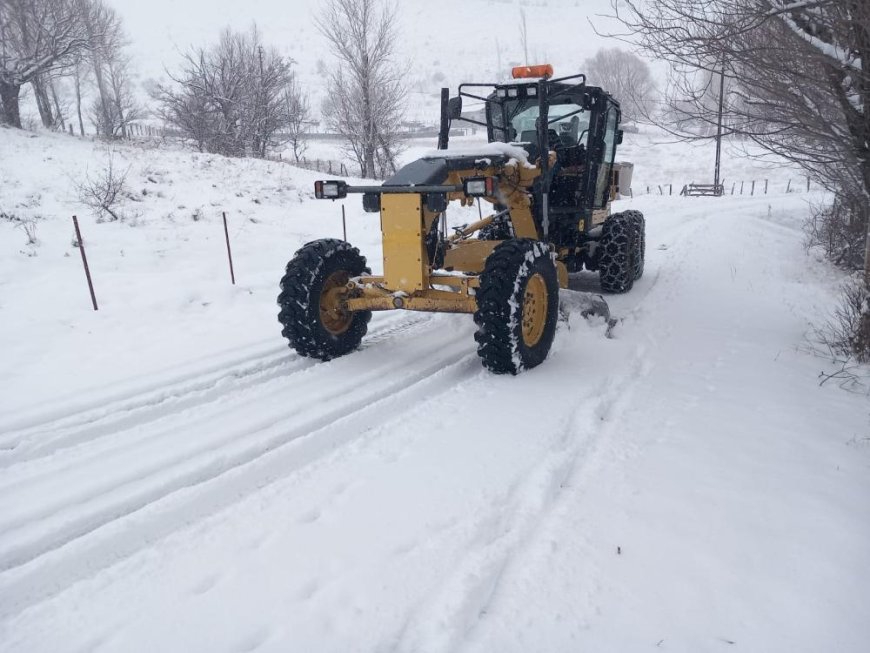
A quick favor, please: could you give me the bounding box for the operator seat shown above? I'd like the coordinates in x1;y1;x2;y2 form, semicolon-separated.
518;128;561;162
559;116;580;148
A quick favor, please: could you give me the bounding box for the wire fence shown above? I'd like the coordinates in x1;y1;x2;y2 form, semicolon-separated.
633;177;815;197
274;154;349;177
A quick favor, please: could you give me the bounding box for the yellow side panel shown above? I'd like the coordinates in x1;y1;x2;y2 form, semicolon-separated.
382;194;426;292
443;240;499;274
507;192;538;239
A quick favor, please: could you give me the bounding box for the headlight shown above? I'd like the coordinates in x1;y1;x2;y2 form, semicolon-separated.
314;180;348;199
463;176;497;197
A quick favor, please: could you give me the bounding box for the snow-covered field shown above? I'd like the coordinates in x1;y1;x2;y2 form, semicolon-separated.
1;126;869;652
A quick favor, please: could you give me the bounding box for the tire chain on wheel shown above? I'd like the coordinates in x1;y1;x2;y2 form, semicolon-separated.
598;212;636;293
277;238;372;360
622;209;645;281
473;238;559;374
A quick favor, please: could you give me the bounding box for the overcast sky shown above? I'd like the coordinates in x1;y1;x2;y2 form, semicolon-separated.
112;0;628;85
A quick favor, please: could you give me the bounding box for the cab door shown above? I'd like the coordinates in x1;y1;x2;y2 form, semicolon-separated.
593;101;619;209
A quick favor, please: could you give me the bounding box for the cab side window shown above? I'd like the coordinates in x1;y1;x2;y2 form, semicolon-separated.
594;106;618;207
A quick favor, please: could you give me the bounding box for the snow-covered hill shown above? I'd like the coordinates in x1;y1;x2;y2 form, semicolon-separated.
1;126;868;652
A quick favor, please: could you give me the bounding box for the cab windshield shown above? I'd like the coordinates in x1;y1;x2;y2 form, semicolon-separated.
491;98;590;148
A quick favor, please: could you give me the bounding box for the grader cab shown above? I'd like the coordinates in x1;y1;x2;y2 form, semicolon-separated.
278;65;645;374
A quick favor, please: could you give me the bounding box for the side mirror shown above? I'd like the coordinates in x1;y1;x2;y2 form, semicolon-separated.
447;96;463;120
616;129;624;144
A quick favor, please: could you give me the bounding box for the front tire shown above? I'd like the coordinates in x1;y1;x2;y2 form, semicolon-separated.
474;239;559;374
277;239;372;360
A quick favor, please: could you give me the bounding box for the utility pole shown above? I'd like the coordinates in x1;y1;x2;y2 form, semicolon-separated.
713;63;725;196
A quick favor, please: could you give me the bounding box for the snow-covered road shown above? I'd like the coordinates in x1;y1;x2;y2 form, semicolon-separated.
3;186;868;652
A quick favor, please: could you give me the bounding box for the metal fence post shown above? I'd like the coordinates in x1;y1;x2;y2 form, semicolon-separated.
72;216;98;311
222;211;236;285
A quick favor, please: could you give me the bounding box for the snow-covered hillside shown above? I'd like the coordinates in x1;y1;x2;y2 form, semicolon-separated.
1;126;868;652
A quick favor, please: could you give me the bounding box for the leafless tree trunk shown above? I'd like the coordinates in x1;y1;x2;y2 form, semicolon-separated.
31;73;56;127
48;74;66;130
284;76;310;162
0;0;90;128
72;54;86;135
316;0;407;178
519;8;529;66
0;80;22;125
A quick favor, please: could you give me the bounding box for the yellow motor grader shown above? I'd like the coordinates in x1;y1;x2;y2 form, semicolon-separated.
278;65;644;374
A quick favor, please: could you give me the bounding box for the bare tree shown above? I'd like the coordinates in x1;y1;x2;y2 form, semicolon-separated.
76;0;139;138
584;47;656;124
519;8;529;66
610;0;870;353
154;25;301;158
283;76;310;162
316;0;406;178
88;45;140;138
0;0;91;128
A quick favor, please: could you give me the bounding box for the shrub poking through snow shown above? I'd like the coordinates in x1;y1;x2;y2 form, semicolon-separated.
804;199;867;271
76;150;130;222
14;215;39;246
816;276;870;364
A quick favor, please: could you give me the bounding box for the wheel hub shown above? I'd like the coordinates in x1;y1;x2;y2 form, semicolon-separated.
320;271;352;335
521;272;548;347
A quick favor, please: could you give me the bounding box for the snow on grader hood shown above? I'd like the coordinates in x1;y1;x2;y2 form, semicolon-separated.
279;66;645;374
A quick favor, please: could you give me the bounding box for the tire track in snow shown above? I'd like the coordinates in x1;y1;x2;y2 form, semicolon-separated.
0;313;429;467
0;314;449;554
0;330;477;618
0;339;479;619
392;350;651;653
408;206;737;651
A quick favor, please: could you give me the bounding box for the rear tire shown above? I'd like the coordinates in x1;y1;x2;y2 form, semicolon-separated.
598;212;636;293
474;239;559;374
624;210;645;280
277;239;372;360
